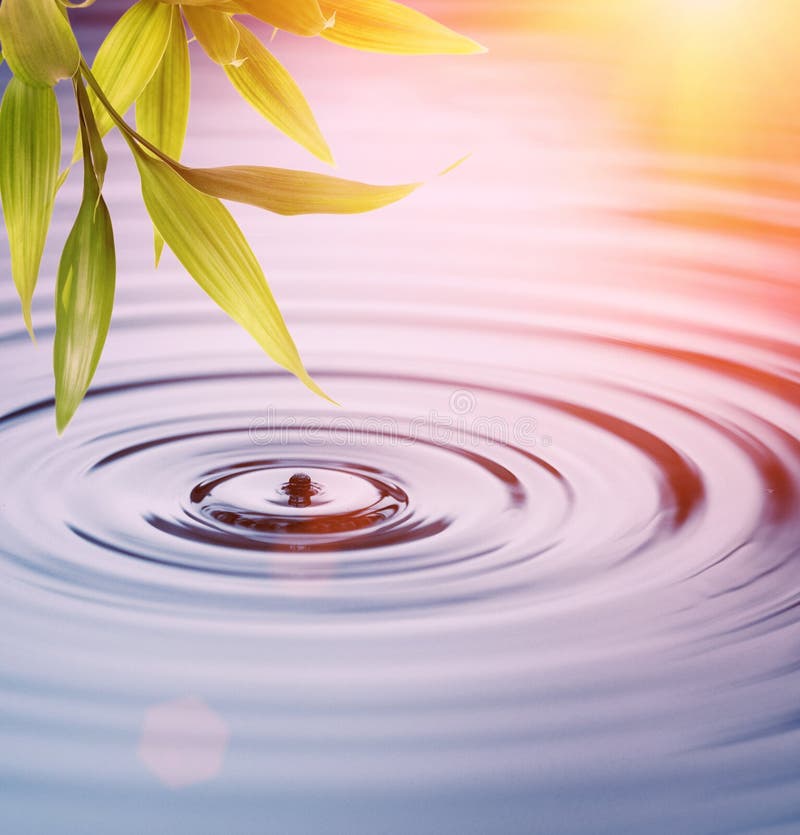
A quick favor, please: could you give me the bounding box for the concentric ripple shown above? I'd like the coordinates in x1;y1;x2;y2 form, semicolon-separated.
2;333;799;627
3;223;800;835
0;370;569;613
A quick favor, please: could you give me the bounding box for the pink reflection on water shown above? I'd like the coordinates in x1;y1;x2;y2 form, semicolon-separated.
138;697;229;789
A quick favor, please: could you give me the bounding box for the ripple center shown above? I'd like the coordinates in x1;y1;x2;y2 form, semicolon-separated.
187;463;410;545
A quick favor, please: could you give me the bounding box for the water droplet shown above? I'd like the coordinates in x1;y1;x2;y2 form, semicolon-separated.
283;471;316;507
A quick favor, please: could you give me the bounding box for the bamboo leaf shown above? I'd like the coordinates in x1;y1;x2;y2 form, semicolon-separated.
224;21;333;163
320;0;486;54
0;0;80;87
231;0;330;36
0;77;61;336
182;6;242;66
73;73;108;191
130;147;329;401
136;6;191;264
85;60;419;217
136;7;191;154
178;164;419;215
54;190;115;432
54;82;116;433
80;0;172;145
163;0;329;34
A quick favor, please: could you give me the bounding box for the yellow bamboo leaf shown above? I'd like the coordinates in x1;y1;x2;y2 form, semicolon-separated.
131;147;329;401
162;0;226;5
136;6;191;263
81;0;172;144
0;77;61;336
86;59;419;218
320;0;486;54
54;81;116;433
0;0;80;86
232;0;329;36
173;0;328;34
224;22;333;163
182;6;242;66
179;164;419;215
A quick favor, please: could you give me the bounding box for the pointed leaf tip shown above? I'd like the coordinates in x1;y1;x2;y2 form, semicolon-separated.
55;84;116;433
130;148;329;400
224;22;334;164
54;188;116;432
178;163;420;215
0;78;61;339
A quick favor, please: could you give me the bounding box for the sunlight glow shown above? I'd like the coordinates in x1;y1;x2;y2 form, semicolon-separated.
550;0;800;158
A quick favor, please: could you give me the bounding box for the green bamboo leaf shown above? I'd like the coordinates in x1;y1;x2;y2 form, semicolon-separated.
0;0;80;87
131;148;329;400
224;21;333;163
136;6;191;264
77;0;172;151
182;6;242;66
178;164;419;215
53;190;115;432
0;77;61;336
320;0;486;54
73;72;108;191
54;82;116;433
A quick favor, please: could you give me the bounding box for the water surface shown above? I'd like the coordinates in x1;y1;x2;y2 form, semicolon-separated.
2;3;800;833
